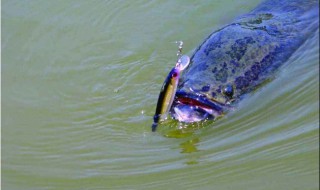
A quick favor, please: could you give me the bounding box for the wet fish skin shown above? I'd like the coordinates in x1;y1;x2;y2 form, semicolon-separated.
173;0;319;121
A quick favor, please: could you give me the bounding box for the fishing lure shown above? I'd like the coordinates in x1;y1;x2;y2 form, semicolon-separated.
151;42;190;132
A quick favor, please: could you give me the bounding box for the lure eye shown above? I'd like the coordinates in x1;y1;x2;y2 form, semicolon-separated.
223;84;234;98
172;71;178;78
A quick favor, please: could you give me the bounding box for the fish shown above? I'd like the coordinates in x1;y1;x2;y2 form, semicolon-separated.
152;0;319;131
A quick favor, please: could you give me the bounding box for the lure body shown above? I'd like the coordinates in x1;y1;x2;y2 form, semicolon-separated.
152;55;190;131
152;67;179;131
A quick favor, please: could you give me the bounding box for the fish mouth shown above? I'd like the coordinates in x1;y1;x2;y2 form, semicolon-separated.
171;91;227;123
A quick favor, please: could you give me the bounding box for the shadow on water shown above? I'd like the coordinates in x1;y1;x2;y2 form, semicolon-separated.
162;127;202;165
156;119;218;165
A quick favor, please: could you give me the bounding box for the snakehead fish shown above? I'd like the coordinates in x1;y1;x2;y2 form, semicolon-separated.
153;0;319;131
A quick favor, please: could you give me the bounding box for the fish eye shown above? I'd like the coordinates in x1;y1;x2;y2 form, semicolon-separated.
223;84;234;98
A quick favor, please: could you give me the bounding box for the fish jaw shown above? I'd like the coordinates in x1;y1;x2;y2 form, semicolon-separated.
170;91;227;123
172;104;214;122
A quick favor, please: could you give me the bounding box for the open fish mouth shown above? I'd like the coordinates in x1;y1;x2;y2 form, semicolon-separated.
171;91;227;123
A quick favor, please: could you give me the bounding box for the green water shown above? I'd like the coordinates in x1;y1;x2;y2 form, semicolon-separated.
2;1;319;190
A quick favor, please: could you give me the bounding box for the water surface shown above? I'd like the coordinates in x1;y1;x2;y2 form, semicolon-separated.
2;1;319;190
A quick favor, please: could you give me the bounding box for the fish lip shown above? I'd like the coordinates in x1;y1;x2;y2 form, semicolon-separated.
173;90;227;116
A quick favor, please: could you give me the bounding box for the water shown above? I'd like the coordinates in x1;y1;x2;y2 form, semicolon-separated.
2;0;319;190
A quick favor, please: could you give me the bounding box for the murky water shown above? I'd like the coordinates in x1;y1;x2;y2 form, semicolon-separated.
2;1;319;190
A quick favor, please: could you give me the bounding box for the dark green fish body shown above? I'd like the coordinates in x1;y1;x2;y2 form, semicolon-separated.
171;0;319;122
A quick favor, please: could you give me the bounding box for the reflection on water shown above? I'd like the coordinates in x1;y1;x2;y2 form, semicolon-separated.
181;138;201;165
180;138;200;154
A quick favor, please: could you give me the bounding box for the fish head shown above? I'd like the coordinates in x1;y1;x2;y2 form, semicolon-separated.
167;26;262;123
